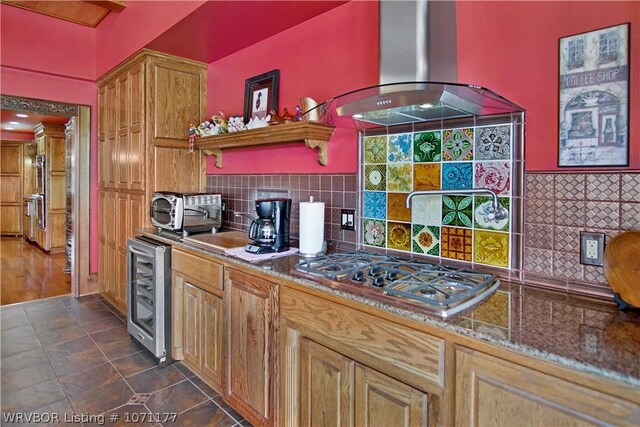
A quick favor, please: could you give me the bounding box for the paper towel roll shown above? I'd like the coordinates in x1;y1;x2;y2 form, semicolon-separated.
299;197;325;256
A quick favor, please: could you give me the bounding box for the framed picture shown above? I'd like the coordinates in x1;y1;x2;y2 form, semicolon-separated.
558;23;630;167
243;69;280;123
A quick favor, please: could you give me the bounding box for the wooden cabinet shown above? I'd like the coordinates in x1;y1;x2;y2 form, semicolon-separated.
225;268;279;427
298;338;428;427
455;346;640;427
0;141;23;235
172;249;225;393
32;123;67;252
280;287;442;427
96;49;207;313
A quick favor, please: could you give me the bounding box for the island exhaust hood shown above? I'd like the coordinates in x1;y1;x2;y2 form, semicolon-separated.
306;1;523;127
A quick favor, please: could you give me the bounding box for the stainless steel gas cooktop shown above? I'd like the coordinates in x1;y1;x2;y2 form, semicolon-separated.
293;251;500;317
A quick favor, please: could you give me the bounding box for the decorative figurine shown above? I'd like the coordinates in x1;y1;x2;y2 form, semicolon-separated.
187;123;199;152
228;116;247;132
247;114;271;129
281;107;295;123
268;109;282;126
293;105;304;122
212;111;229;134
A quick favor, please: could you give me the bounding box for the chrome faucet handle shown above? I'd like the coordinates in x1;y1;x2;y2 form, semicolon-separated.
233;212;255;222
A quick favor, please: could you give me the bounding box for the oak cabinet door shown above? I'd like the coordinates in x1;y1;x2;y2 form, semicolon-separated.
300;338;354;427
354;364;428;427
105;81;117;189
183;282;202;369
128;62;145;192
455;346;639;426
202;291;224;391
226;269;278;427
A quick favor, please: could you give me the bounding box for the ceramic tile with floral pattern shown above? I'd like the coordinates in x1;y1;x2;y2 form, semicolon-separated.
440;226;472;261
363;191;386;219
474;161;510;195
413;131;442;162
412;224;440;255
364;164;386;191
387;221;412;252
442;195;473;227
442;162;473;190
474;230;510;267
413;163;441;190
363;219;386;247
474;195;510;231
364;135;387;164
387;163;412;192
443;128;474;161
475;125;511;160
388;133;412;162
387;193;411;222
410;195;441;226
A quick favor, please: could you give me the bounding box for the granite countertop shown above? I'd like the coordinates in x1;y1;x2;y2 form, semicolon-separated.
139;228;640;389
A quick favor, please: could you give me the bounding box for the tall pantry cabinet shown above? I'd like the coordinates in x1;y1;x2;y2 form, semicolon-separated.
96;49;207;313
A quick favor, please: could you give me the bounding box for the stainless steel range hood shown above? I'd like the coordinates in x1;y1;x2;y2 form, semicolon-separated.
329;82;523;127
305;1;523;128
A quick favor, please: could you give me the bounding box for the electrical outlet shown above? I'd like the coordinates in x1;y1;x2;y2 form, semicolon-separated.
340;209;355;231
580;231;605;266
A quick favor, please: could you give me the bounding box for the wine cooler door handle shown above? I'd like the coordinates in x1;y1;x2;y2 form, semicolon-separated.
128;246;153;258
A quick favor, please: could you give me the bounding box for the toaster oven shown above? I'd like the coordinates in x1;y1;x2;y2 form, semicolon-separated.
150;192;222;236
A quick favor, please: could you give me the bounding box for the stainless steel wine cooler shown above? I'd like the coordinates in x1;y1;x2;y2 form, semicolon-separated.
127;236;171;365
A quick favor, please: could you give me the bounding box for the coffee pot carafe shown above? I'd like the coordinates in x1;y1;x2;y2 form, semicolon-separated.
242;198;291;254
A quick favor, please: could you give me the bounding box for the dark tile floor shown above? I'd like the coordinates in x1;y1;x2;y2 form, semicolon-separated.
1;295;250;426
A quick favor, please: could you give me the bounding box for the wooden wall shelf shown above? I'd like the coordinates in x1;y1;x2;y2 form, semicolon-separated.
194;122;335;168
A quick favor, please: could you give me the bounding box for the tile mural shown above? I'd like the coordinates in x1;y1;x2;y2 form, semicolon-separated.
361;124;514;269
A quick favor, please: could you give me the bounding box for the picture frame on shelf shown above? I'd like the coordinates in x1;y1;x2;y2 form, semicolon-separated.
243;69;280;124
558;23;629;167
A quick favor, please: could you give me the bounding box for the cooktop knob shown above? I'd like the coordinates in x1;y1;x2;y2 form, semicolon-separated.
352;270;365;283
371;275;385;287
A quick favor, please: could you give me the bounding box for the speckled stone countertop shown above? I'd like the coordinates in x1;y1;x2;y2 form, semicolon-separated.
139;229;640;389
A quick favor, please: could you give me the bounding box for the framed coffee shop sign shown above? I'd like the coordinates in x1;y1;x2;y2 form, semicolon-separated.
558;23;629;167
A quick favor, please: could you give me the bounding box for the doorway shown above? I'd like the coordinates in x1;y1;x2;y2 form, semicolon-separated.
1;94;91;303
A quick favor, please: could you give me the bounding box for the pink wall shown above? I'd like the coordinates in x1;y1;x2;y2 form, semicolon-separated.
0;4;96;80
95;0;206;78
205;0;379;174
2;2;209;273
456;1;639;171
1;67;99;271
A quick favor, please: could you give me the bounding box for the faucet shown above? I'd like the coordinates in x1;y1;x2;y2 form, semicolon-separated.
234;212;256;222
405;187;509;221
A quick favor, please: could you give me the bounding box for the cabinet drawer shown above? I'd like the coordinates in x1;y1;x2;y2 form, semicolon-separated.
281;287;445;392
172;249;223;295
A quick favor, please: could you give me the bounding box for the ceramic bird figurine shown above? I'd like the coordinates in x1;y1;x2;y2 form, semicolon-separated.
212;111;228;133
282;107;294;123
268;109;281;125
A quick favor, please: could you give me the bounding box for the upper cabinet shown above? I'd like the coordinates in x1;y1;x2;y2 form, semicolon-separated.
96;49;207;195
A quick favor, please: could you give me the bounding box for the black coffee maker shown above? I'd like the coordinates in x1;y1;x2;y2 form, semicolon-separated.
245;198;291;254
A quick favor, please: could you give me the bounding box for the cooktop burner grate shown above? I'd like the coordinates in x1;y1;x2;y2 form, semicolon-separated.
293;251;499;317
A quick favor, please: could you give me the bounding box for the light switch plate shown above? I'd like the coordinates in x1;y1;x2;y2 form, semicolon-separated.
580;231;605;266
340;209;355;231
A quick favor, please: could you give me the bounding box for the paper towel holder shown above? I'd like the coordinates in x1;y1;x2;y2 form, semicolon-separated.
299;240;327;258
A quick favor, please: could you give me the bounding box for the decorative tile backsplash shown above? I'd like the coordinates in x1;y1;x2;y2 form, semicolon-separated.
203;168;636;300
360;122;516;269
524;172;640;298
